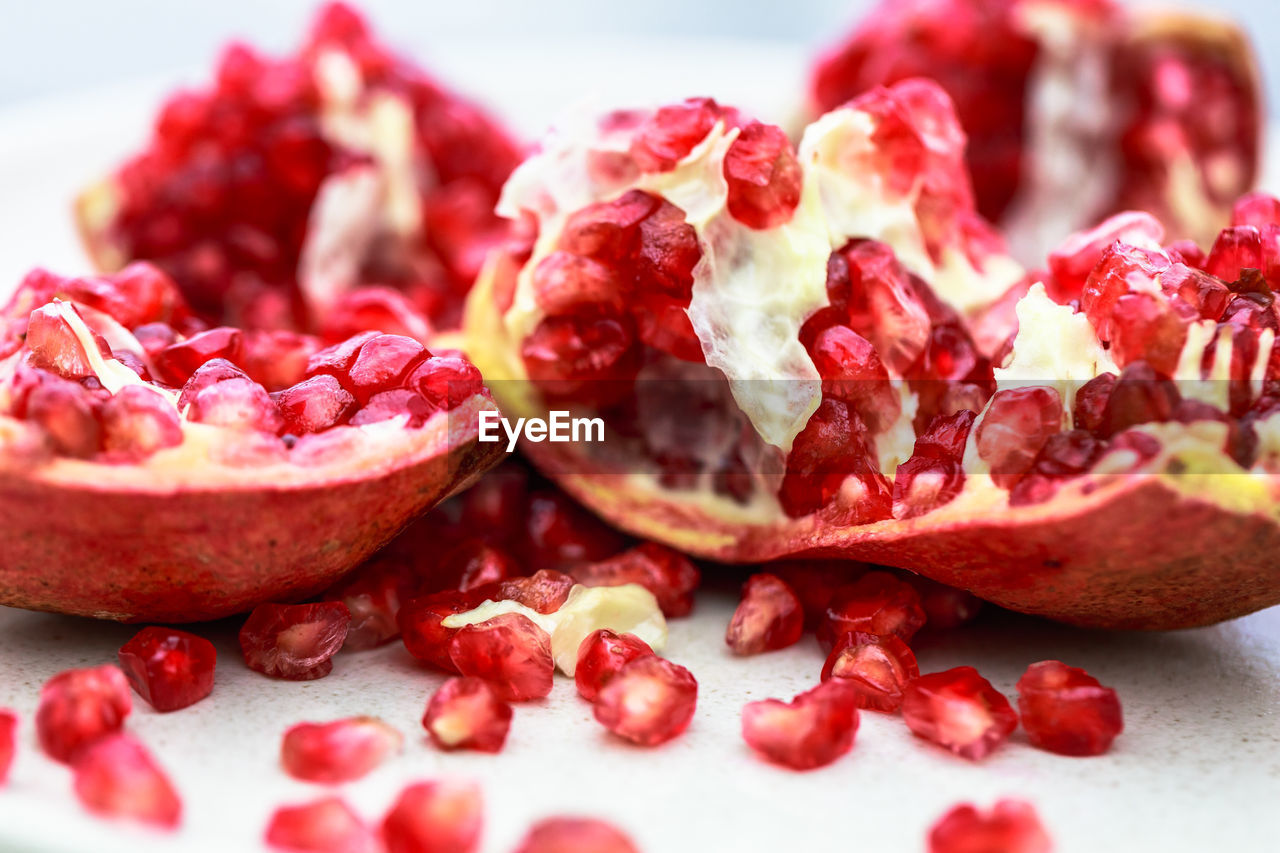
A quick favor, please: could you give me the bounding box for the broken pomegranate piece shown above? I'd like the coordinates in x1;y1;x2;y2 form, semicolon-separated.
382;780;483;853
593;656;697;746
240;602;352;680
117;626;217;712
281;716;403;783
902;667;1018;760
266;797;376;853
818;571;926;648
423;676;513;753
71;733;182;828
821;631;920;712
928;799;1051;853
0;710;15;785
574;629;656;702
725;573;805;655
76;2;520;333
448;613;555;701
741;679;860;770
35;664;132;763
1016;660;1123;756
513;817;640;853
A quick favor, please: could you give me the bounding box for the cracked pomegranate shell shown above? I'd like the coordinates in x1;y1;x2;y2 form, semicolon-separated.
0;264;503;621
75;2;521;335
809;0;1261;257
464;82;1280;630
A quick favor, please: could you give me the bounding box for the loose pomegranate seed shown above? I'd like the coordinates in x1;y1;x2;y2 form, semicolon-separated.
71;733;181;828
818;570;926;648
574;629;656;702
281;717;403;783
741;679;860;770
725;573;805;655
265;797;376;853
400;589;489;671
423;677;513;753
275;374;356;434
902;666;1018;760
593;656;697;746
771;561;864;630
36;664;132;763
382;780;483;853
630;98;722;172
99;385;184;460
1016;660;1123;756
513;817;640;853
325;556;417;650
572;542;701;617
928;800;1051;853
448;613;555;702
908;577;984;630
722;120;803;229
822;631;920;712
117;627;217;712
521;489;628;572
0;709;15;785
431;539;517;592
497;569;577;614
240;602;351;680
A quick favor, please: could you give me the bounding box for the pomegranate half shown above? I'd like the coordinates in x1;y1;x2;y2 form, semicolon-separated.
0;264;503;621
463;84;1280;630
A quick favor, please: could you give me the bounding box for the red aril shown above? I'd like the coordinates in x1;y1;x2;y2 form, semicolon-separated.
36;664;132;763
117;626;217;712
571;543;700;618
629;98;724;172
399;589;489;671
724;573;804;655
281;717;403;783
821;631;920;712
0;710;15;785
497;570;577;614
818;571;926;648
430;539;517;592
574;629;655;702
71;733;181;828
265;797;376;853
593;656;697;746
902;666;1018;760
240;602;352;680
740;680;860;770
448;613;554;702
928;799;1051;853
324;556;417;650
521;489;629;572
382;780;483;853
423;677;513;753
1016;660;1123;756
723;121;803;230
513;817;640;853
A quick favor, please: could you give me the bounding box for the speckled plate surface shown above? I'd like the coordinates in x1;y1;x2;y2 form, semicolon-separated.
0;36;1279;853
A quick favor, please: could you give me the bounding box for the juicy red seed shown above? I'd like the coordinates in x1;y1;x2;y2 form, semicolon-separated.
725;573;805;655
399;590;486;671
807;325;898;431
1073;373;1117;433
431;540;517;592
497;569;576;614
975;387;1063;488
346;334;427;403
281;717;403;783
99;384;184;460
593;656;697;746
326;556;417;651
928;800;1052;853
23;377;102;458
513;818;640;853
36;664;132;763
741;679;860;770
1016;660;1123;756
423;677;513;753
723;120;803;229
909;578;984;630
522;490;628;571
778;398;892;523
902;666;1018;761
571;542;701;618
1099;360;1180;437
821;631;919;712
532;251;626;315
818;571;926;648
186;375;284;432
1231;191;1280;228
574;630;656;702
560;190;659;263
772;561;864;630
382;780;483;853
152;326;243;386
520;311;640;401
275;374;356;434
176;357;249;408
1205;225;1264;282
71;733;181;828
239;602;351;680
320;288;432;345
630;98;722;172
406;355;484;412
1047;211;1165;301
306;331;381;380
0;710;17;785
265;797;375;853
24;303;106;378
349;389;434;427
634;199;701;301
448;613;555;702
117;627;216;712
892;455;964;520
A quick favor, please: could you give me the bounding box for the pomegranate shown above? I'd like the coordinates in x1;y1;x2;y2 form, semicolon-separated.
71;733;182;828
35;664;132;763
513;818;641;853
241;602;351;680
423;677;513;752
0;710;15;785
928;799;1052;853
902;667;1018;760
447;612;555;701
382;780;483;853
821;631;920;712
1016;660;1123;756
0;265;504;622
465;83;1280;628
117;626;217;712
266;797;377;853
281;716;403;783
740;679;860;770
593;655;697;746
809;0;1261;256
75;2;520;334
574;629;656;702
725;572;805;655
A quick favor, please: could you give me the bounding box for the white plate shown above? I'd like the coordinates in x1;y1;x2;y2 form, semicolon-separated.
1;37;1279;853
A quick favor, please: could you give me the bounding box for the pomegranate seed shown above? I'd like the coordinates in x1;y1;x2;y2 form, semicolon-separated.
400;589;488;671
1231;191;1280;228
320;289;432;347
807;325;899;431
72;733;181;828
909;577;984;630
574;629;656;702
725;573;804;655
350;389;434;427
406;355;485;412
513;817;640;853
497;569;577;614
1099;360;1180;437
423;677;513;752
307;332;381;381
325;556;417;650
265;797;376;853
448;613;555;701
771;561;863;629
634;198;701;302
779;398;892;522
1072;373;1117;433
902;667;1018;761
532;251;626;315
520;311;640;402
280;716;402;784
822;631;920;712
23;376;102;458
630;98;721;172
117;627;216;712
1016;661;1123;756
346;334;427;403
99;385;184;460
560;191;658;263
0;710;15;785
1047;211;1164;301
240;602;351;680
382;780;483;853
186;375;284;433
593;656;697;746
275;374;356;434
572;542;701;618
741;679;860;770
432;539;517;591
152;326;243;385
723;121;803;229
522;489;628;571
976;387;1063;488
818;571;926;648
928;800;1051;853
36;664;132;763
